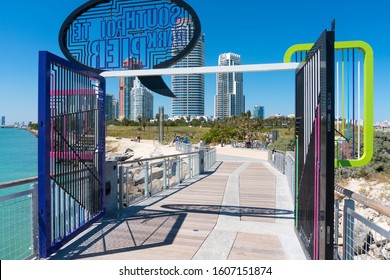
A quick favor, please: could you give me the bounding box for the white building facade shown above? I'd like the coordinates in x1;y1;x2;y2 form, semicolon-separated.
172;19;205;117
130;78;154;121
215;53;245;119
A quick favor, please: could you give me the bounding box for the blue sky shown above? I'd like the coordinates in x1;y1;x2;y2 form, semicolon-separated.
0;0;389;124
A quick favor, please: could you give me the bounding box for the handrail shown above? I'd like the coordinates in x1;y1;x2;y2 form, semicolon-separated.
0;177;38;190
119;151;202;165
335;184;390;219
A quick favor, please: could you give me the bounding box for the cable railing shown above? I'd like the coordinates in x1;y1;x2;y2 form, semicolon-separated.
118;145;216;208
268;149;390;260
0;177;38;260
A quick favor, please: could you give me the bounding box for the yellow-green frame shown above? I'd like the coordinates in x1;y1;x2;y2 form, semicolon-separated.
284;41;374;167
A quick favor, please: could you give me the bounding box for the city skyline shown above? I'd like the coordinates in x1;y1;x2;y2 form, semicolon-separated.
0;0;389;124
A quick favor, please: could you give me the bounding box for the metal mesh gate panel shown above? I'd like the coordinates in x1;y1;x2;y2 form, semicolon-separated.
38;51;105;258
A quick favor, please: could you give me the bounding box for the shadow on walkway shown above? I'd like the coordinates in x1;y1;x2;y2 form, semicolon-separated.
161;204;294;219
50;208;187;260
51;203;293;259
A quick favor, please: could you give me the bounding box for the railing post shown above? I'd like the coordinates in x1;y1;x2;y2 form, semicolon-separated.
32;182;39;258
125;167;129;207
199;149;205;174
118;165;124;210
150;164;153;195
194;153;200;175
188;155;192;179
144;162;149;197
334;201;340;260
177;157;181;183
167;159;171;188
163;159;167;191
343;199;355;260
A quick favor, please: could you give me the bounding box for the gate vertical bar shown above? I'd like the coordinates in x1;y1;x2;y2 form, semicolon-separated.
295;29;335;260
322;29;335;260
38;51;52;259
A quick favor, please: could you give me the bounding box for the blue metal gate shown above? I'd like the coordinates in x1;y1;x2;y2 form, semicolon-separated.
38;51;105;258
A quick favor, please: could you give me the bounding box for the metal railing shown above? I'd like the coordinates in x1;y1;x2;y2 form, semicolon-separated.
268;150;294;201
268;149;390;260
0;144;217;259
268;150;286;174
335;185;390;260
284;152;296;201
118;145;216;208
0;177;38;260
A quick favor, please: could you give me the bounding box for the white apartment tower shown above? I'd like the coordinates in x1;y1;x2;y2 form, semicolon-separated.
130;78;154;121
215;53;245;119
172;19;205;117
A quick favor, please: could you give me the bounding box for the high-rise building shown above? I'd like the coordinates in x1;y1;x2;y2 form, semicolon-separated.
1;116;5;126
119;58;140;120
112;99;119;120
130;77;154;121
105;94;114;120
215;53;245;119
253;105;265;119
172;19;205;117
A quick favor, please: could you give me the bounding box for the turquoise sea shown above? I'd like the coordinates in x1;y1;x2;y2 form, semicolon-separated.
0;128;37;259
0;128;37;185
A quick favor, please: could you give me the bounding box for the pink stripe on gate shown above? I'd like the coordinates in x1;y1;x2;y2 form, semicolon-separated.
313;106;321;259
50;152;94;161
50;89;95;96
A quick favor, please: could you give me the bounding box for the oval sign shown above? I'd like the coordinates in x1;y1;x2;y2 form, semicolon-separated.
59;0;201;73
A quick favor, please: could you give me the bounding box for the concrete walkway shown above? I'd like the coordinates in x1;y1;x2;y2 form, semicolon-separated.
50;149;306;260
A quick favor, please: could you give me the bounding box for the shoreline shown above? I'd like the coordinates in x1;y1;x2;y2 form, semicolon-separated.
28;128;38;138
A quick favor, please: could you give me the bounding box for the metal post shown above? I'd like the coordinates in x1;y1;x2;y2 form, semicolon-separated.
119;165;123;210
343;199;355;260
144;162;149;197
159;107;164;143
188;155;192;179
150;164;153;196
32;182;39;258
194;153;199;176
199;149;205;174
177;157;181;183
334;201;340;260
163;159;167;191
125;167;129;207
167;159;171;188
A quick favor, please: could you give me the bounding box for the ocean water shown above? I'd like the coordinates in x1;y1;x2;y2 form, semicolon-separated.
0;128;37;185
0;128;37;259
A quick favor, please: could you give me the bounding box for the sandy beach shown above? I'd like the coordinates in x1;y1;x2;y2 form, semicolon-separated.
106;136;181;161
106;136;269;161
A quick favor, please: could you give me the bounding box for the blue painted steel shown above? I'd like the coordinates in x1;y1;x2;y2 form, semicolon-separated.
38;51;52;258
38;51;105;258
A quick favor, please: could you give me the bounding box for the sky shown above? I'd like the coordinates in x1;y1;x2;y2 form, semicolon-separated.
0;0;389;125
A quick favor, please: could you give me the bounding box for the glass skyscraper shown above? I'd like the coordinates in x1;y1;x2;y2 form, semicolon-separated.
105;94;114;120
215;53;245;119
253;105;265;119
172;19;205;117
